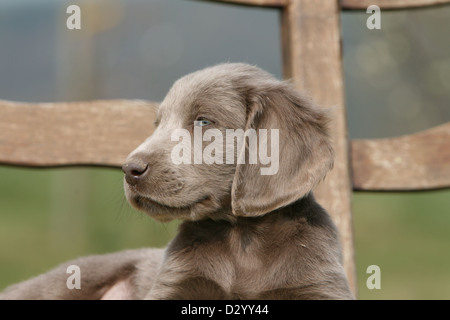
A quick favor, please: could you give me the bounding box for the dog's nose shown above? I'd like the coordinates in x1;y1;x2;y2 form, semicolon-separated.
122;162;149;186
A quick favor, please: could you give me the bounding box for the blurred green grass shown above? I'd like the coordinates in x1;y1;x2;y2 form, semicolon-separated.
354;191;450;299
0;166;449;299
0;166;179;290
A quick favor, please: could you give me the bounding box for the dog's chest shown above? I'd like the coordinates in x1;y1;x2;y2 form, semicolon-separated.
195;229;275;296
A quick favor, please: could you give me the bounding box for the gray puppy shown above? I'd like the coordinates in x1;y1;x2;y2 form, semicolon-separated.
0;63;354;300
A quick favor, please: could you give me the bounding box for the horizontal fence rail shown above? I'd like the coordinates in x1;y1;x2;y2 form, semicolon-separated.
214;0;286;7
341;0;450;9
1;99;449;191
352;122;450;192
210;0;450;9
0;99;156;168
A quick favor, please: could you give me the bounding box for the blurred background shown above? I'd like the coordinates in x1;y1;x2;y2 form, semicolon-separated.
0;0;449;299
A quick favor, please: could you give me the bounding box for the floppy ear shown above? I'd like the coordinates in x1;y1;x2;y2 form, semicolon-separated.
231;83;334;217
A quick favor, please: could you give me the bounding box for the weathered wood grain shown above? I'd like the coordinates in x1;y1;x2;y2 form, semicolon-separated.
2;99;448;191
211;0;450;9
342;0;450;9
352;122;450;191
210;0;286;7
281;0;357;295
0;99;157;168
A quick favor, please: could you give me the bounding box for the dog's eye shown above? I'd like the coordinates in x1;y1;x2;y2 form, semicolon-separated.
195;117;212;127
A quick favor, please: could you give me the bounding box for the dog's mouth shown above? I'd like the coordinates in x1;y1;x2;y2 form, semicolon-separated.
134;194;210;210
130;193;212;221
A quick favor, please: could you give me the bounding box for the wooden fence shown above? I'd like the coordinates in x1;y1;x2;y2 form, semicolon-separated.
1;0;449;296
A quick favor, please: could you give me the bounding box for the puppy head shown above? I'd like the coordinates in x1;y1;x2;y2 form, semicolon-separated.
122;63;333;221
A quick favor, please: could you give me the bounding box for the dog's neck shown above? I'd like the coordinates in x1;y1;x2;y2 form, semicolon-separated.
231;193;333;229
170;193;336;251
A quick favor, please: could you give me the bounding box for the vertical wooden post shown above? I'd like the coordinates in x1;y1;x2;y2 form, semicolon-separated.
281;0;357;295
